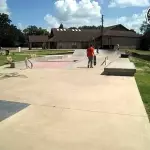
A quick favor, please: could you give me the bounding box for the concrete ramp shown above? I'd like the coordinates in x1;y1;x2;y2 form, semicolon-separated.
72;49;86;57
103;58;136;76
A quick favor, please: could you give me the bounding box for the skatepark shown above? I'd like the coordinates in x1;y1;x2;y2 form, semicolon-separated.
0;49;150;150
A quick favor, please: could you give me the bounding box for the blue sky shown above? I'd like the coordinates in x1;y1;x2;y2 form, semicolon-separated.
0;0;149;31
8;0;54;28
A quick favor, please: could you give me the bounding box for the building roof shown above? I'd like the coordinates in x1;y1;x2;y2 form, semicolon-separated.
28;24;141;43
103;30;141;37
29;35;48;43
49;25;141;42
49;28;101;42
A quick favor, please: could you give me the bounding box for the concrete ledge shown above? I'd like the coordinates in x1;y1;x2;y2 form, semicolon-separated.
121;53;129;58
103;58;136;76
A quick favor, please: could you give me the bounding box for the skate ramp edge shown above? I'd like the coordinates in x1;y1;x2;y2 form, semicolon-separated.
103;58;136;76
73;49;86;57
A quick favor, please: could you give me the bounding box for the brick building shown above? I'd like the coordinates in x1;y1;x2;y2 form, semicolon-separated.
28;24;141;50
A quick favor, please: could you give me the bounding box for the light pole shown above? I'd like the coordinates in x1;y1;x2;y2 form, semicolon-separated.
101;14;104;49
92;36;95;47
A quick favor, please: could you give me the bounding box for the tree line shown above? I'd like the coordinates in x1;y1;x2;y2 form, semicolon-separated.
0;14;103;47
140;21;150;50
0;13;150;50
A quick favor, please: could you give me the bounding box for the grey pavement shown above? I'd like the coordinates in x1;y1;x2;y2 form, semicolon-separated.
0;49;150;150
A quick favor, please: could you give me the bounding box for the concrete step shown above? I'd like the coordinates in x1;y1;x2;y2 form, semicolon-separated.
103;58;136;76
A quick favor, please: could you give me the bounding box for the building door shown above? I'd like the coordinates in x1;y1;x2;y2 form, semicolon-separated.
59;42;63;49
72;42;77;48
81;42;88;49
50;42;57;49
108;37;112;49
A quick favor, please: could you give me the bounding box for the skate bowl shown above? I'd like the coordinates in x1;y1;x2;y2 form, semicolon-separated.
12;49;117;70
31;50;87;69
35;49;87;62
72;49;86;57
36;55;66;62
27;49;116;69
103;58;136;76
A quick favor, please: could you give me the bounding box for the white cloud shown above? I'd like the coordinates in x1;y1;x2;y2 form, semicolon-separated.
105;9;147;32
0;0;10;15
17;23;25;31
44;14;60;28
44;0;101;28
109;0;150;8
44;0;147;33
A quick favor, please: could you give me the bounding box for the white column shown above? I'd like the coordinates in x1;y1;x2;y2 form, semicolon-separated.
18;47;21;52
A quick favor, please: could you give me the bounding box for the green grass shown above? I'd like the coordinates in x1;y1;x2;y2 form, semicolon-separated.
0;55;29;66
120;49;150;119
13;50;73;56
130;57;150;119
0;50;74;66
121;49;150;55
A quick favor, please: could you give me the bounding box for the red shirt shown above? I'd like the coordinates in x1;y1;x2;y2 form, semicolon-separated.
87;47;94;57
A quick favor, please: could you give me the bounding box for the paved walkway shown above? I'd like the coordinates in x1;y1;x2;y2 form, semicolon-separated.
0;52;150;150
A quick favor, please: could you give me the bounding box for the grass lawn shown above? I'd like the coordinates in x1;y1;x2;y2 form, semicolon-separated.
13;50;74;56
0;55;29;66
0;50;74;66
121;49;150;55
130;54;150;120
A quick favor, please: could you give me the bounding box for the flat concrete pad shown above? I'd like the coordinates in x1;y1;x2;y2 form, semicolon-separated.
0;105;150;150
0;69;147;116
33;62;72;69
0;55;150;150
104;58;136;76
72;49;86;57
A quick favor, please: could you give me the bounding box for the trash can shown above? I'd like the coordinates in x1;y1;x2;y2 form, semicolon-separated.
10;62;15;68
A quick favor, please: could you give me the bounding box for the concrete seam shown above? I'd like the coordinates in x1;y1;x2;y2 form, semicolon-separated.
30;104;148;118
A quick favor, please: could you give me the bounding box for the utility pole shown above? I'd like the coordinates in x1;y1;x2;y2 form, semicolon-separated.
101;14;104;49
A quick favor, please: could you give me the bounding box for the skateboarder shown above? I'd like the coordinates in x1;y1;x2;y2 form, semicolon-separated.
97;47;99;54
117;44;119;51
87;44;95;68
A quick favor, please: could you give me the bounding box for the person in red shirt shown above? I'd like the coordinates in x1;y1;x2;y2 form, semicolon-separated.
87;44;95;68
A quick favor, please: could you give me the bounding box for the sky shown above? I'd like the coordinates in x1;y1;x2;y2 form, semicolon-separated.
0;0;150;32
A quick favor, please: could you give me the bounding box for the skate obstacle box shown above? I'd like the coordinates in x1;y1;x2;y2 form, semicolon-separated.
103;58;136;76
120;52;129;58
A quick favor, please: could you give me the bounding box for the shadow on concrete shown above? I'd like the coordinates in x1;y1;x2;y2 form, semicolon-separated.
77;67;88;69
0;100;30;122
101;71;134;77
0;72;28;80
5;66;12;69
101;71;105;75
48;52;74;55
131;52;150;61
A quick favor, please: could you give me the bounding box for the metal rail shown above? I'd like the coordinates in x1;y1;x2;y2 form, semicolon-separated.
25;57;33;69
101;56;108;66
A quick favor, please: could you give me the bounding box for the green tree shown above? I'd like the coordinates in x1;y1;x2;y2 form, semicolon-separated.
59;23;64;29
69;27;77;29
0;13;25;47
69;25;102;29
0;13;11;46
79;25;101;29
23;25;49;35
140;21;150;50
140;21;150;34
38;27;48;35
